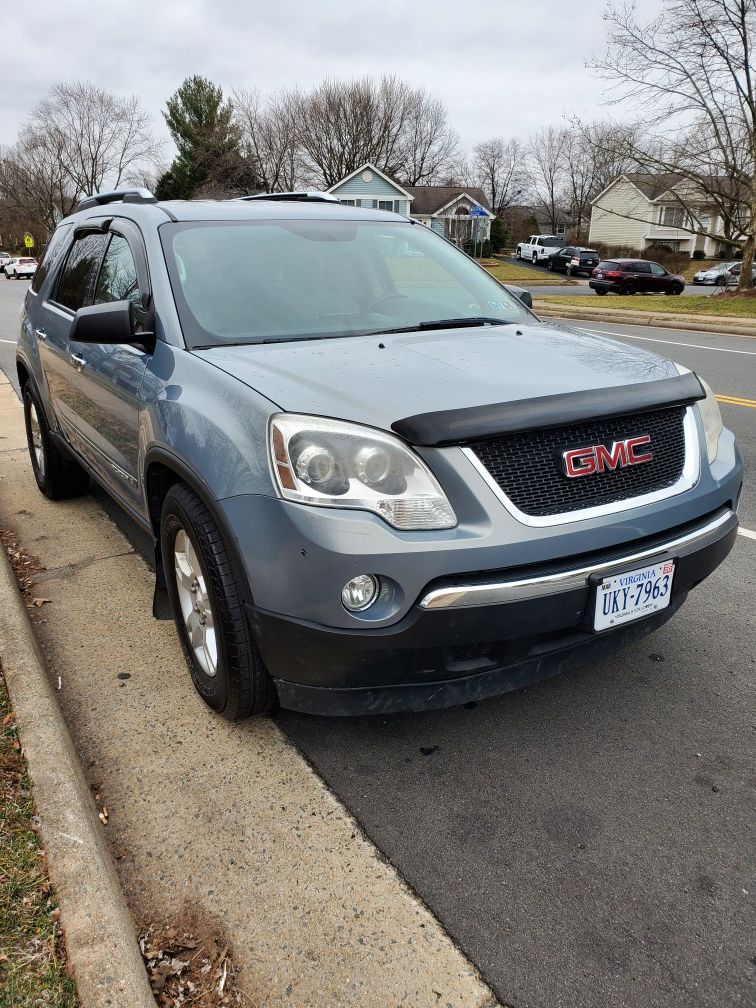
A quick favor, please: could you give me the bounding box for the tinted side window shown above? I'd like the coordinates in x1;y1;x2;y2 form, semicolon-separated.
94;235;142;311
31;224;73;294
632;261;651;273
649;263;666;276
55;233;109;311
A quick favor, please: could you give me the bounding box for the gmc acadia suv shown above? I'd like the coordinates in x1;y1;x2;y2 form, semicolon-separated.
16;189;741;717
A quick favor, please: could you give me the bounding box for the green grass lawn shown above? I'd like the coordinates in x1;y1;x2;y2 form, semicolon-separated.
0;669;77;1007
538;294;756;318
483;263;572;285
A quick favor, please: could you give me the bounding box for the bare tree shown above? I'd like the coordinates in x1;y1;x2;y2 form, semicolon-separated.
468;137;527;214
528;126;568;232
0;127;77;234
292;76;457;187
29;81;161;198
593;0;756;290
395;95;459;185
232;89;305;191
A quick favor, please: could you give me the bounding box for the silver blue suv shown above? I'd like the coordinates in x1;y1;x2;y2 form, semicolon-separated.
17;189;741;717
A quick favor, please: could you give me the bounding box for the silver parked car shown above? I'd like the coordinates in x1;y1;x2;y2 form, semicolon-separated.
16;189;741;718
692;260;754;285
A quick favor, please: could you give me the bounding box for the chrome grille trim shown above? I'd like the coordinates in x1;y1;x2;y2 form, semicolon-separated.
419;508;735;610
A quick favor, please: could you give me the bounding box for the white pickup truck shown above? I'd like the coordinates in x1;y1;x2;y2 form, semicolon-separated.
516;235;565;264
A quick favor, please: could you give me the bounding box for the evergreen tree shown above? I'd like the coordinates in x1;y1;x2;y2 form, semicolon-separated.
156;76;256;199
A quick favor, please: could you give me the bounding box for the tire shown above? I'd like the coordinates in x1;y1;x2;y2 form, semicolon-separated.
671;285;684;295
595;288;608;295
547;259;554;271
22;383;90;500
161;483;277;720
620;284;635;296
515;247;522;260
532;252;538;264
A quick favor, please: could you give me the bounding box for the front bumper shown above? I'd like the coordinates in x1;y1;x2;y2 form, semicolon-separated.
251;507;738;715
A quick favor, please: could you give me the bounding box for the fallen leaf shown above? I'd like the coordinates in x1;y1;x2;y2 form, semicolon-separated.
2;712;15;726
30;597;52;607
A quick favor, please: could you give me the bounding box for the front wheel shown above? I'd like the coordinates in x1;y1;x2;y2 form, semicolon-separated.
515;247;522;259
22;383;90;499
620;285;635;296
532;253;538;264
547;260;554;271
595;288;608;295
161;483;277;720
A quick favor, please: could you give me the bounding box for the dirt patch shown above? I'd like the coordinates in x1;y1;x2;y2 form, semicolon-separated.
139;905;251;1007
0;528;47;606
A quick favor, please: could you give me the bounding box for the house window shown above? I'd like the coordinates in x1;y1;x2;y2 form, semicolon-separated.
340;199;356;206
661;206;685;227
378;200;396;212
556;225;566;235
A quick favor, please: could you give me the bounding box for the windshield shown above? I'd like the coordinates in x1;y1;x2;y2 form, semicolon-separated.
161;219;532;348
542;237;564;247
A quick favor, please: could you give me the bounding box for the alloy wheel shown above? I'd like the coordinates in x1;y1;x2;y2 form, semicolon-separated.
173;528;218;678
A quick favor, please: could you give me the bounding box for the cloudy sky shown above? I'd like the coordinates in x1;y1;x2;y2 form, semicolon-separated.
2;0;663;157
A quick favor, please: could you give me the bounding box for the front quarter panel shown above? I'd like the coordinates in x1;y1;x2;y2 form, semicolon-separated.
140;341;279;503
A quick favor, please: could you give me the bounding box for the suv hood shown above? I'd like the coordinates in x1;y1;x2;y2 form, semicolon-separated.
194;322;678;433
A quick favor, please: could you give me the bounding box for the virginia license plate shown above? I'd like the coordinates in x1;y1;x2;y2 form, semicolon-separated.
593;560;675;631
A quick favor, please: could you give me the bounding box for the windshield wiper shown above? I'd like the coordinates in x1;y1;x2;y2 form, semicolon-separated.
366;317;511;336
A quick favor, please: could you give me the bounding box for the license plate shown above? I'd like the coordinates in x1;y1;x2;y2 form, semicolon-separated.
593;560;675;631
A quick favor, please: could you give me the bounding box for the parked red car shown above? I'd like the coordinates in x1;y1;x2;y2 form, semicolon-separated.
589;259;686;296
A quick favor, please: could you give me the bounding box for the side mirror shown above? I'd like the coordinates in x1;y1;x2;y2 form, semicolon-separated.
518;289;533;308
69;300;153;351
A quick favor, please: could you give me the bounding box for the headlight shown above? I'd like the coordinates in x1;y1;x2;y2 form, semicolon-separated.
269;414;457;530
697;379;723;464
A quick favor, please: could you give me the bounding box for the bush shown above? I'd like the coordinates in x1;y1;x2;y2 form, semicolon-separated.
481;239;492;258
490;217;508;253
692;249;706;260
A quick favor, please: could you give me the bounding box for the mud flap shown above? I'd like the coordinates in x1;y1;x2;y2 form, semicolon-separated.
152;543;172;620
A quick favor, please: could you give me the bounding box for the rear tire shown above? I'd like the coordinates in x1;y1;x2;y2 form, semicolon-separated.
595;289;608;295
161;483;277;720
22;383;90;500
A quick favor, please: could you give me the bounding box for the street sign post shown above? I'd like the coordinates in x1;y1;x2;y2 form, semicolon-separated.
469;205;488;258
24;233;34;250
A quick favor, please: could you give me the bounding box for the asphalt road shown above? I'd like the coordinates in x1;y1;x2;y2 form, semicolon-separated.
1;278;754;1008
501;255;718;298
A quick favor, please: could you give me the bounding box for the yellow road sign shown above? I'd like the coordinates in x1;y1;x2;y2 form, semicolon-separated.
24;233;34;249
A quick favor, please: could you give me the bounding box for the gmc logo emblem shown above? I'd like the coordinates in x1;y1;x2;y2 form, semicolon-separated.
562;435;653;478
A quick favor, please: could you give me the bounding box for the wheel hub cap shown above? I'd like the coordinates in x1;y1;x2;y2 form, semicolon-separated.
174;529;218;677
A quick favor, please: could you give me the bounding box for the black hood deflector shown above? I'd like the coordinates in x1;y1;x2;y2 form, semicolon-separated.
392;371;705;446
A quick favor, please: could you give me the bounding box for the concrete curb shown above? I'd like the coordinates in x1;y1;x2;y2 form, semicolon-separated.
532;300;756;338
0;546;156;1007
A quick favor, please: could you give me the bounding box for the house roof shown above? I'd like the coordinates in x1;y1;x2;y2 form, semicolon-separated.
593;172;746;206
403;185;492;216
326;163;414;200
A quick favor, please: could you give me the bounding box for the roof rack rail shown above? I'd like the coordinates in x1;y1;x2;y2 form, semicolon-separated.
234;191;340;204
74;187;157;212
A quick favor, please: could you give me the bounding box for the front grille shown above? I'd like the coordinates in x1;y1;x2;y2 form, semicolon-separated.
469;405;687;517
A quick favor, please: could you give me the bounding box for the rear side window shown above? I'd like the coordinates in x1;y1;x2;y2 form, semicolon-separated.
94;235;141;309
597;261;619;270
632;261;651;273
31;224;73;294
54;233;109;311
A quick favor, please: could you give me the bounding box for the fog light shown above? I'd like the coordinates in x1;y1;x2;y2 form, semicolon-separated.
341;574;379;612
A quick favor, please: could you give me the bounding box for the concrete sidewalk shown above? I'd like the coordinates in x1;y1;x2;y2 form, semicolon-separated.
0;376;497;1007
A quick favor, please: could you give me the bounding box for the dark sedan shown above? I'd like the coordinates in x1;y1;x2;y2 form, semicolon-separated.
547;246;600;277
589;259;685;295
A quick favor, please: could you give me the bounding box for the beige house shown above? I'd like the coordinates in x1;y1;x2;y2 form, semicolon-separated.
589;174;739;257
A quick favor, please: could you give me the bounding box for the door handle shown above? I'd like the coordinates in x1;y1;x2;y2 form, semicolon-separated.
70;353;86;369
34;328;47;342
